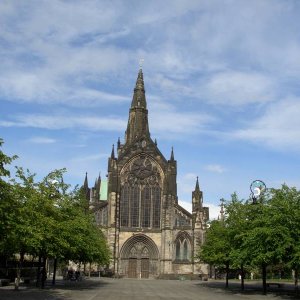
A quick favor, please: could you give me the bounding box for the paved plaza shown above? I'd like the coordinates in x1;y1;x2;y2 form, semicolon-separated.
0;277;298;300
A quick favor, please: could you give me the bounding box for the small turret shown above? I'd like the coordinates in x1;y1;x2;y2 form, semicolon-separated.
192;177;203;212
95;173;101;201
83;172;90;202
170;147;174;161
111;144;115;159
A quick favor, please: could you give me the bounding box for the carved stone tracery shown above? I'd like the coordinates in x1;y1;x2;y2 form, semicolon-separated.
121;157;161;186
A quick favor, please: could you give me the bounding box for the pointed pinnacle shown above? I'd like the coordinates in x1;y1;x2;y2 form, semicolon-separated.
170;146;174;161
195;176;200;191
111;144;115;159
84;172;88;189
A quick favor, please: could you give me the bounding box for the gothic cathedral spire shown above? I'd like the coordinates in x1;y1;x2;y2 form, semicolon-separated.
125;68;150;145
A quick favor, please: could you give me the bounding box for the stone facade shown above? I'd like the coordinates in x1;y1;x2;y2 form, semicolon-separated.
85;69;209;278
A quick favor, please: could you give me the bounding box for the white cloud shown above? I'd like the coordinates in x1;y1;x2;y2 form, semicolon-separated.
178;200;220;220
207;203;221;220
70;153;109;163
28;137;56;144
0;71;130;107
200;71;275;106
204;164;226;174
0;114;127;131
231;97;300;151
148;97;217;138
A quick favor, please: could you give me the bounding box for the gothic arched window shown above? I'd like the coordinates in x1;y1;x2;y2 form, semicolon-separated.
141;185;151;227
174;234;191;262
120;156;162;229
176;240;181;260
152;184;161;228
120;184;129;227
131;185;140;227
183;240;188;260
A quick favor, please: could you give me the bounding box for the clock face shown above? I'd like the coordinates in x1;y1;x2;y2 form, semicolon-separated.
250;180;266;197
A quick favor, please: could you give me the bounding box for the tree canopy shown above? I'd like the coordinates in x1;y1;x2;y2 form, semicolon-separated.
0;138;110;278
198;186;300;293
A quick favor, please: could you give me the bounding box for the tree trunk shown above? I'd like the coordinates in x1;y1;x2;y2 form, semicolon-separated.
36;254;42;287
225;262;229;288
41;256;47;289
14;252;24;290
52;258;57;285
241;263;245;291
262;264;267;295
295;269;299;291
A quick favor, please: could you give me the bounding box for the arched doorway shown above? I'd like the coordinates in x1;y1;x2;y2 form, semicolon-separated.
119;234;159;278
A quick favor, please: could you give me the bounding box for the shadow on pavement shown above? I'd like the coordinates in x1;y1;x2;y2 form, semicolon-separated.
0;278;111;300
197;280;299;299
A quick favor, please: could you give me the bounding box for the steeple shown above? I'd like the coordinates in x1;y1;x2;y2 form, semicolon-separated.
195;176;200;192
95;173;101;201
170;147;174;161
83;172;90;202
131;69;147;109
111;144;115;159
125;68;150;145
83;172;88;190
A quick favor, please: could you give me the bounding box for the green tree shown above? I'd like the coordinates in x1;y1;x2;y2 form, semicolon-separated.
225;193;248;290
0;139;18;285
240;192;292;294
0;138;18;254
198;219;232;287
63;186;110;265
268;185;300;290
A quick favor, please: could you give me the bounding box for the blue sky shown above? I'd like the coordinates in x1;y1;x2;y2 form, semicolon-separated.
1;0;300;219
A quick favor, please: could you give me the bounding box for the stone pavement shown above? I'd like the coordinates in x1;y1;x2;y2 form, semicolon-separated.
0;277;298;300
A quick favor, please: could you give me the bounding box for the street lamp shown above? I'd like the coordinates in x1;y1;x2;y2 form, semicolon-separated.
250;180;266;204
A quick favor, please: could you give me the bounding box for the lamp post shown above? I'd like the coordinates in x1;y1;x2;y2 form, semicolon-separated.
250;180;266;204
249;179;267;294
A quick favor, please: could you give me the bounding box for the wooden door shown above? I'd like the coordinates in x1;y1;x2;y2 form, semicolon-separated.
141;258;149;278
128;258;137;278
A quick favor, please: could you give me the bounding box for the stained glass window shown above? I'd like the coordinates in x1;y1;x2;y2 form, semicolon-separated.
131;185;140;227
176;240;181;260
120;184;129;227
152;185;161;228
183;240;188;260
141;185;151;227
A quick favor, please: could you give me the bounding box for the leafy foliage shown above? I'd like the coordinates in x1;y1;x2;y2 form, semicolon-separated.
198;186;300;291
0;138;110;270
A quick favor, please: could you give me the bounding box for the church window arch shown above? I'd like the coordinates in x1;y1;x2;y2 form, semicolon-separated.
129;246;137;258
131;185;140;227
141;185;151;227
174;233;191;262
176;240;181;260
183;240;188;260
152;184;161;228
120;156;162;229
120;183;129;227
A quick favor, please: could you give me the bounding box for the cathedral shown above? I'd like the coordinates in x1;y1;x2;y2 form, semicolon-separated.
84;69;209;279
